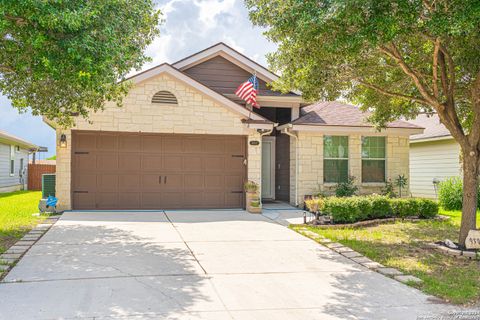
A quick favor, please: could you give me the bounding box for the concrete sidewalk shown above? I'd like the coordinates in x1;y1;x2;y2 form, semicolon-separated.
0;210;460;320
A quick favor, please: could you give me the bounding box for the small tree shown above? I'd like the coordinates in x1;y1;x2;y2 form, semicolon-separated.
246;0;480;246
1;0;161;126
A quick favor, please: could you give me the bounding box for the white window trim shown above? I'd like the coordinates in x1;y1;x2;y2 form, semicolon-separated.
361;136;387;183
9;145;15;176
323;135;350;183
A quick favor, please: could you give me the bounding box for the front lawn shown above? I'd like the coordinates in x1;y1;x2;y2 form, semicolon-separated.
292;209;480;305
0;191;44;253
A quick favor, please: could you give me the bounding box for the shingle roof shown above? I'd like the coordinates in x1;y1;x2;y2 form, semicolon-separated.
292;101;422;129
408;113;452;141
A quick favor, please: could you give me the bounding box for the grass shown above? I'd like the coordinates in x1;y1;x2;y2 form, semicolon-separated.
0;191;44;254
292;209;480;305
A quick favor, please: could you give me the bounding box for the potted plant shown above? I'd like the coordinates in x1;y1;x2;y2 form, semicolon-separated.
244;180;262;213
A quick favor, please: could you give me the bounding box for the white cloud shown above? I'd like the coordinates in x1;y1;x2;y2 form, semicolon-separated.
193;0;236;30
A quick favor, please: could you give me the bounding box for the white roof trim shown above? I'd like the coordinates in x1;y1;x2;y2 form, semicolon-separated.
0;130;38;150
172;43;279;83
128;64;265;121
410;135;453;143
276;124;424;136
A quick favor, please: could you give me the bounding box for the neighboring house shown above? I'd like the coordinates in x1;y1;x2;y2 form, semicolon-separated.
45;43;423;211
409;114;460;198
0;130;38;192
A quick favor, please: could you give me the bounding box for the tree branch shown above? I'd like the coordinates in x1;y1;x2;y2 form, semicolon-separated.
358;80;426;104
380;43;438;106
4;15;27;26
432;38;440;98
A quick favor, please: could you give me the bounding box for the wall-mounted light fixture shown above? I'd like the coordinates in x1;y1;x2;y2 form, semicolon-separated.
59;134;67;148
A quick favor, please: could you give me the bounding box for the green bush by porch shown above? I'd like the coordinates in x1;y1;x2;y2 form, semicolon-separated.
306;196;438;224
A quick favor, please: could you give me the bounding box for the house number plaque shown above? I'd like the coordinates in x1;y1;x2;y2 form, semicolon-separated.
465;230;480;250
249;140;260;146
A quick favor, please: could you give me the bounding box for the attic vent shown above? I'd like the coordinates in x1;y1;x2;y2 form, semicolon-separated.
152;91;178;105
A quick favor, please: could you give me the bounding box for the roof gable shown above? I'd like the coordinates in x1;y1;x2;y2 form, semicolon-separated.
172;42;279;83
126;63;266;121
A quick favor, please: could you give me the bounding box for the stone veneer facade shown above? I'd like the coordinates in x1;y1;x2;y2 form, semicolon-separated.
289;132;410;205
55;73;262;211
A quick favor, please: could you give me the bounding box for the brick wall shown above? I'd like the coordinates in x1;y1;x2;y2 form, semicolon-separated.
290;132;410;205
55;73;261;210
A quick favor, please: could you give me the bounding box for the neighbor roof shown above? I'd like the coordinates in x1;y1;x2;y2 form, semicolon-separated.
0;130;38;150
408;113;452;142
292;101;422;129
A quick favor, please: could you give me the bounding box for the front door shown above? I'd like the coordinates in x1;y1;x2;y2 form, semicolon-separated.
261;136;275;199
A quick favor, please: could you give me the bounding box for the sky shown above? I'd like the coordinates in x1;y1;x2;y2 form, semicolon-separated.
0;0;276;158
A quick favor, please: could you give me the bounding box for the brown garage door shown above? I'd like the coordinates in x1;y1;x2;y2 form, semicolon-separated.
71;131;247;210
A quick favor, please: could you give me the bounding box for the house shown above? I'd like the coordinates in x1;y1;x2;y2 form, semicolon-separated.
0;130;38;192
408;113;460;198
46;43;423;211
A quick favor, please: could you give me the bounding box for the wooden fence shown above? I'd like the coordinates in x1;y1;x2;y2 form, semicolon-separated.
28;163;56;191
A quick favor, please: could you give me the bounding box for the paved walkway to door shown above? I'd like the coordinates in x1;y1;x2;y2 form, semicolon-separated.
0;210;461;319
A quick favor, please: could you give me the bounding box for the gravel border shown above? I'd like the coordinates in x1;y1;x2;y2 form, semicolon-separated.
0;215;61;279
297;228;423;285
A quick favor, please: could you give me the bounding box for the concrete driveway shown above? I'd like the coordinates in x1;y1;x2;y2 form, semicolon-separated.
0;210;455;320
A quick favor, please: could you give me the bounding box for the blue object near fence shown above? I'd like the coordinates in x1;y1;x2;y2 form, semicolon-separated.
46;196;58;208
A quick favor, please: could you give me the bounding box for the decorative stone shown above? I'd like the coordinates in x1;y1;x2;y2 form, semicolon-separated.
318;238;332;244
342;251;362;258
462;251;478;259
394;275;423;284
335;246;353;253
465;230;480;250
0;253;22;259
21;236;39;241
5;248;27;254
325;242;344;249
446;248;462;256
444;239;458;249
0;258;16;264
0;265;10;271
361;261;384;269
351;256;373;264
15;241;35;246
377;267;403;276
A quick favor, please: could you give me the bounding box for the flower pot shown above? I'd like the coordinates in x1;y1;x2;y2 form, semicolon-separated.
246;191;262;214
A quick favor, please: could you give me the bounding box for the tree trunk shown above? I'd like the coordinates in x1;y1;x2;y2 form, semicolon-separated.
459;147;479;246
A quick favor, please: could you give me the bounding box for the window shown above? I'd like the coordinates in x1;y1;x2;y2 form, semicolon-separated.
362;136;386;182
15;145;20;152
323;136;349;183
9;145;15;176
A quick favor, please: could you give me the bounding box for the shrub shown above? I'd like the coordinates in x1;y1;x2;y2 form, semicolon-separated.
323;197;360;223
335;176;358;197
307;195;438;224
417;198;439;219
305;197;324;213
437;177;480;210
390;198;419;218
368;195;392;219
438;177;463;210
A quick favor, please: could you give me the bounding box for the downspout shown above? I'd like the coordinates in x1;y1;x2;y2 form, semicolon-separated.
282;125;299;207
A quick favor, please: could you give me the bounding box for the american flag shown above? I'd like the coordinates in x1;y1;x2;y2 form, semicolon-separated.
235;74;260;108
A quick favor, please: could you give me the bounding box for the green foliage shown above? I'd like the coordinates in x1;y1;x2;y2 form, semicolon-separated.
417;198;439;219
368;195;393;219
244;180;259;192
306;195;438;224
381;179;397;198
390;198;419;218
246;0;480;130
0;0;161;126
438;177;480;210
334;175;358;197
